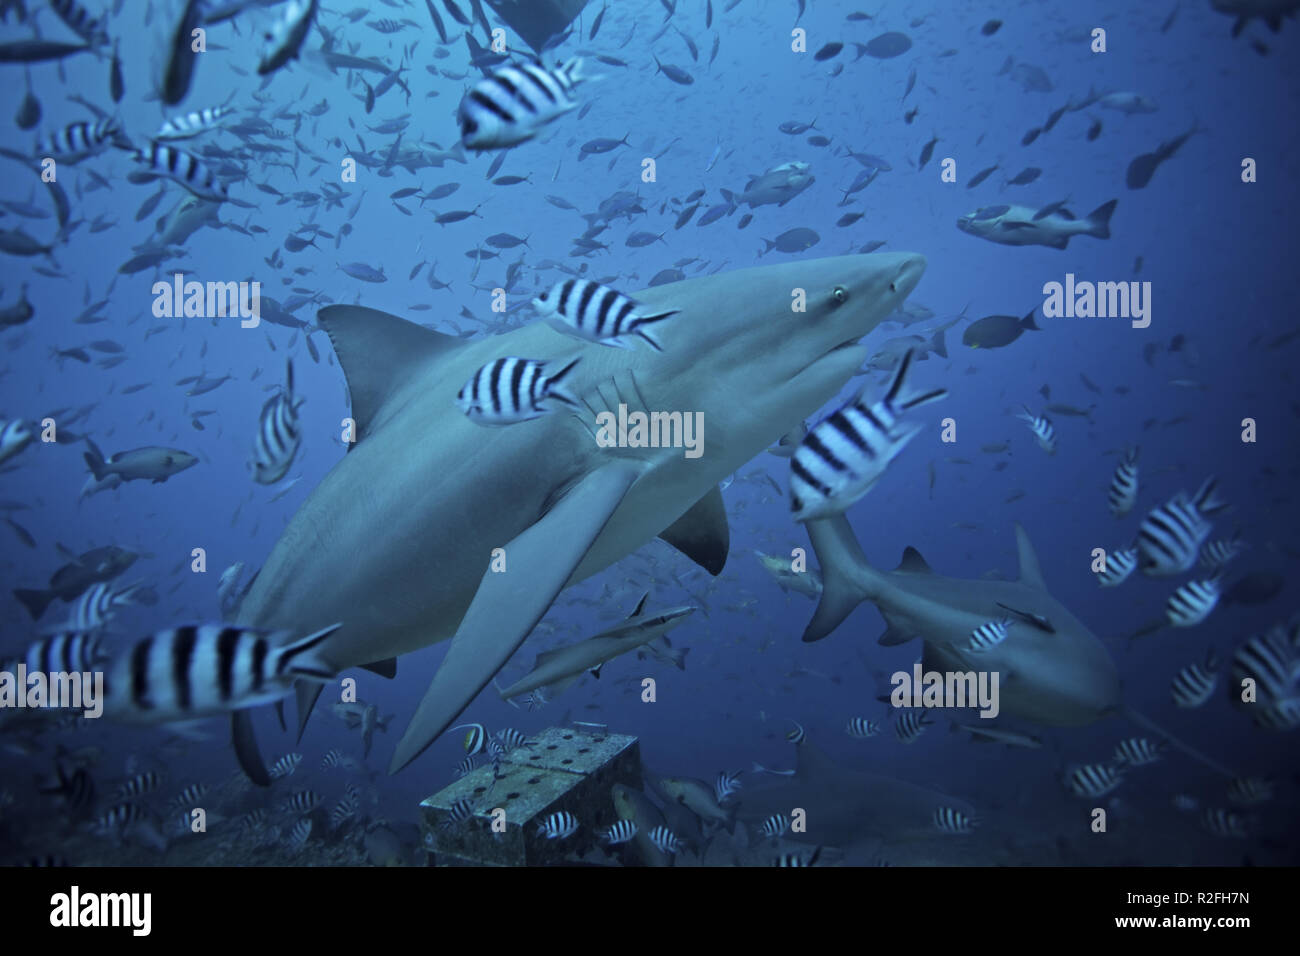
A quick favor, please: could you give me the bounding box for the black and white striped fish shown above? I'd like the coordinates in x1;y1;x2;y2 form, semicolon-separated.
1096;548;1137;587
601;819;638;845
1166;577;1221;627
320;748;353;770
493;727;531;753
967;617;1011;653
114;771;165;800
1230;620;1300;725
155;106;235;140
714;770;743;804
1064;763;1124;798
93;802;148;832
1112;737;1164;767
1136;477;1227;577
62;580;145;632
772;847;823;866
330;786;360;828
282;790;320;814
933;806;977;834
1201;807;1248;838
286;817;312;848
166;783;208;812
1107;446;1139;516
790;349;947;521
458;58;587;150
453;755;478;777
1170;650;1218;708
1253;698;1300;731
456;356;580;426
846;717;881;739
11;630;107;675
36;118;121;163
533;279;679;351
536;810;579;840
131;142;230;203
251;360;302;484
894;709;931;743
240;808;269;831
1226;777;1273;806
647;825;681;855
49;0;109;46
759;812;790;839
440;797;476;830
101;623;341;723
785;720;806;745
1017;405;1057;455
1200;533;1245;571
269;753;302;779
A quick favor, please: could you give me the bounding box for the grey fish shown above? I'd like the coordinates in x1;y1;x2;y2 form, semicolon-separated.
84;440;198;484
340;262;387;282
962;311;1040;349
761;227;820;256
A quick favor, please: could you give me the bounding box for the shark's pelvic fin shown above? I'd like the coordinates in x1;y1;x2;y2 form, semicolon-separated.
389;459;646;773
316;305;464;440
801;514;877;643
232;710;271;787
1014;522;1048;590
658;485;730;575
895;546;934;574
294;680;325;743
358;657;398;678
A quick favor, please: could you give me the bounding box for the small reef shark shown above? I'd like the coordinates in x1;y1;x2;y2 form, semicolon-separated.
801;514;1236;775
496;594;694;700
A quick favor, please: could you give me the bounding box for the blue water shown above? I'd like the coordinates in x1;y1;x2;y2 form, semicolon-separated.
0;0;1296;865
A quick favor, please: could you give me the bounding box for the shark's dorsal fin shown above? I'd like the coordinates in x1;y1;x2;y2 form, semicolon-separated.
658;485;729;576
896;546;933;574
316;305;463;442
1014;523;1048;590
629;592;649;618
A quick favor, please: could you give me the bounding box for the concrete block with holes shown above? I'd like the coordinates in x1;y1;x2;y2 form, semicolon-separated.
418;726;641;866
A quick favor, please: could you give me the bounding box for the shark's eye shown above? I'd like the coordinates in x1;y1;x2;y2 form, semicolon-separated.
889;280;898;293
831;286;848;304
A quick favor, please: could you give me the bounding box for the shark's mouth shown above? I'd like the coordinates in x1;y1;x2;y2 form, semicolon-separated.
795;337;868;378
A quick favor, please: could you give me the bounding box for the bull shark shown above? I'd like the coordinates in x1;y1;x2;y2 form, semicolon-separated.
229;253;926;782
801;514;1237;775
496;594;694;700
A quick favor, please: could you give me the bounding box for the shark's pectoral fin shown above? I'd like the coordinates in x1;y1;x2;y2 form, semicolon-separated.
658;485;729;575
802;515;876;642
389;460;646;773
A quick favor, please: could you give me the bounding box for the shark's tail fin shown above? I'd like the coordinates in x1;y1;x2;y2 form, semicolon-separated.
801;514;884;642
1084;199;1118;240
1123;706;1237;778
83;438;108;481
